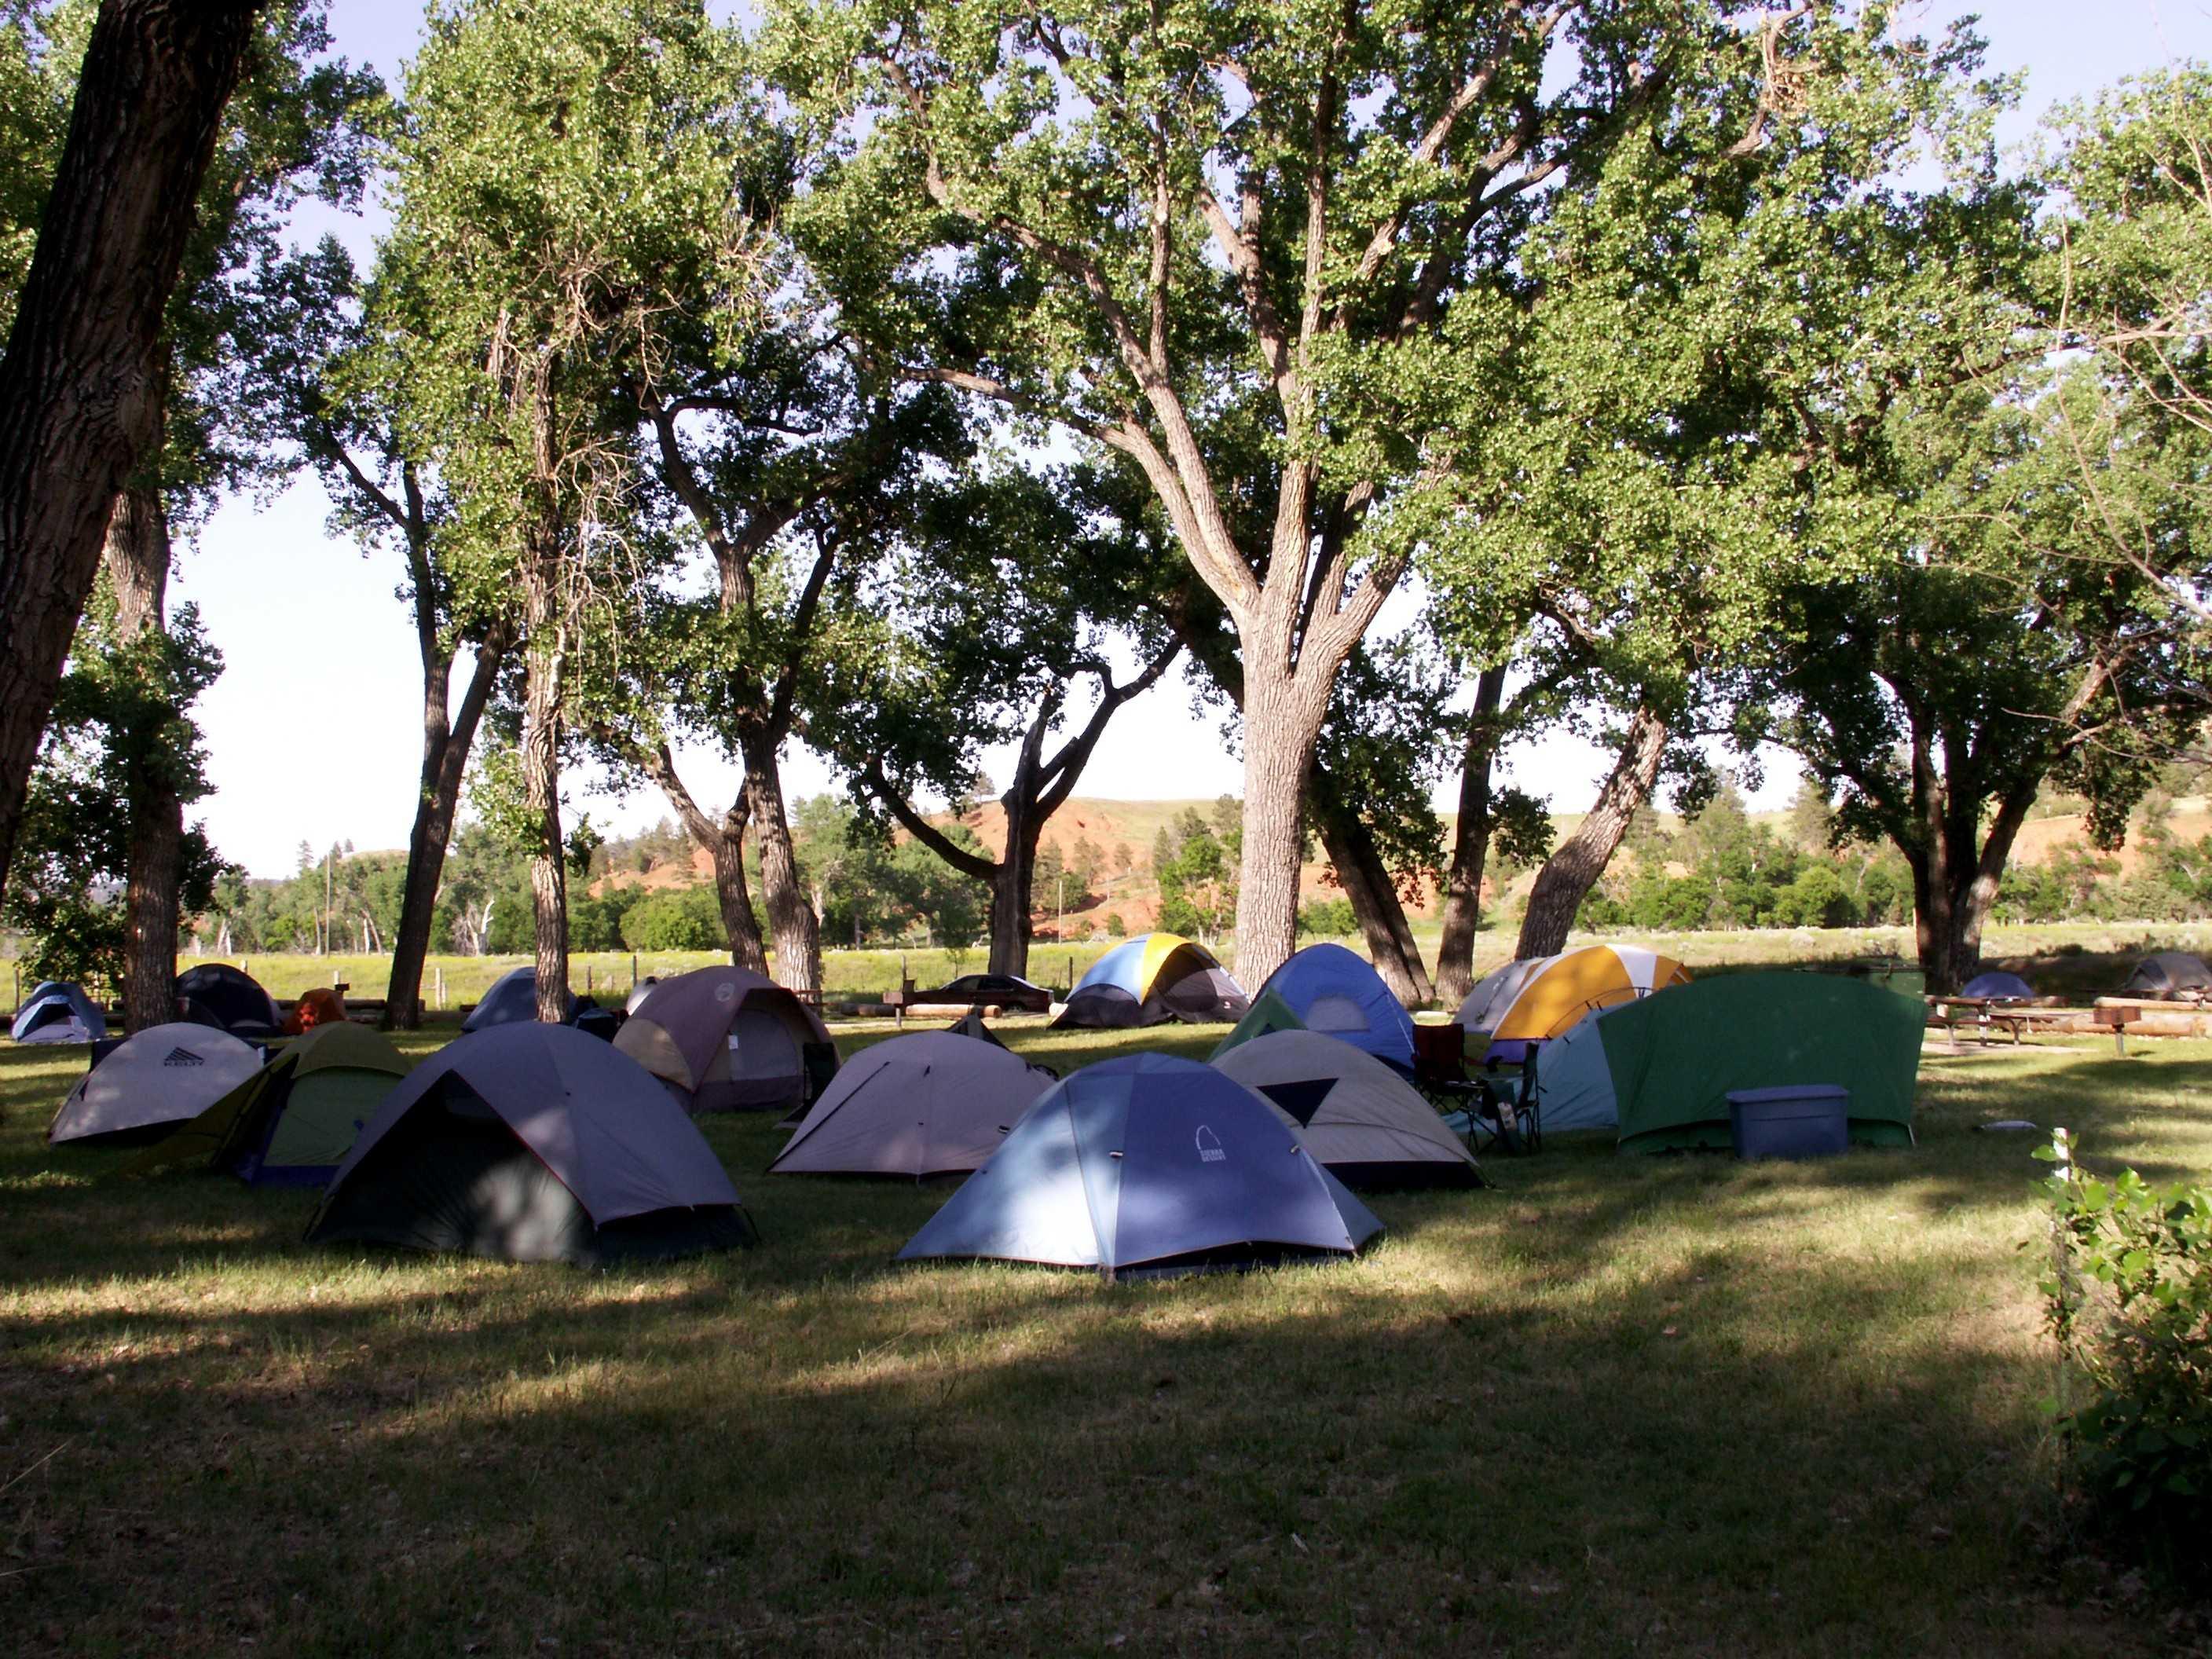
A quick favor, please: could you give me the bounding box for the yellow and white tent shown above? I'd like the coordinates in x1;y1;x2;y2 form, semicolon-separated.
1456;944;1690;1058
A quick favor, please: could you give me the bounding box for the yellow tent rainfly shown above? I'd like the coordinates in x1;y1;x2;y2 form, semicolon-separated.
1456;944;1690;1064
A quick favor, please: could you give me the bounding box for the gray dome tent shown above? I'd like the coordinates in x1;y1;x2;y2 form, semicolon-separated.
896;1053;1381;1278
1960;970;2035;1002
1212;1030;1481;1188
614;965;836;1114
307;1023;753;1266
770;1031;1056;1179
49;1023;265;1144
2123;951;2212;1000
12;980;104;1045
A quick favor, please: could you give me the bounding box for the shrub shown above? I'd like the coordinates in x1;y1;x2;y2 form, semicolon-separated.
1296;897;1356;938
621;886;723;952
2038;1129;2212;1580
1103;912;1126;937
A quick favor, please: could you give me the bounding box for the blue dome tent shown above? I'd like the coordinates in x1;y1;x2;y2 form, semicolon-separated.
11;980;104;1045
896;1053;1380;1277
1959;970;2034;1002
1051;933;1248;1028
1214;943;1415;1072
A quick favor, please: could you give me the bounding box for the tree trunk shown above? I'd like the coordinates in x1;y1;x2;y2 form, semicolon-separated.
1907;780;2033;994
0;1;263;902
1435;665;1508;1005
742;727;819;994
989;779;1041;979
105;486;181;1033
383;639;504;1030
1516;703;1668;960
643;744;767;973
1236;663;1329;987
1309;759;1434;1006
521;628;568;1023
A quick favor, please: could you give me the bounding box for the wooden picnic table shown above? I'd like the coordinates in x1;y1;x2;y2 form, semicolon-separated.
1923;995;2086;1047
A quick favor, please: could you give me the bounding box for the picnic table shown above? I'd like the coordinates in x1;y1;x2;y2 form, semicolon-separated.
1923;995;2083;1048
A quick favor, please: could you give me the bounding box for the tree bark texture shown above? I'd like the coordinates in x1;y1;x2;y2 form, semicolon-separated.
0;0;262;903
104;485;180;1033
1907;774;2034;994
383;638;504;1029
519;518;569;1021
1309;758;1434;1006
742;728;820;995
1435;665;1508;1005
644;742;767;973
1236;662;1332;987
1515;703;1668;960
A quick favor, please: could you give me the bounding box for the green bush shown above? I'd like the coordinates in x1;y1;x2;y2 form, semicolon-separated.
2038;1130;2212;1578
620;886;723;952
1296;897;1356;938
1103;912;1126;937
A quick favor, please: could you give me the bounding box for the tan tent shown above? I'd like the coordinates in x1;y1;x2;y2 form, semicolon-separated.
49;1023;265;1145
613;966;835;1114
771;1031;1055;1179
1213;1029;1481;1188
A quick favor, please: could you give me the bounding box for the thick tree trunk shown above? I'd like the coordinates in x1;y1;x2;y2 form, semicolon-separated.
383;639;503;1029
643;744;767;972
1435;665;1508;1005
1236;663;1329;987
1516;703;1668;960
521;627;568;1023
742;728;819;994
988;773;1042;979
1907;781;2033;994
1309;759;1434;1006
105;486;180;1033
0;1;262;901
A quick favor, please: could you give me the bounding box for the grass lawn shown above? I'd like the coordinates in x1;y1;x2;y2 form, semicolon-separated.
2;1013;2206;1654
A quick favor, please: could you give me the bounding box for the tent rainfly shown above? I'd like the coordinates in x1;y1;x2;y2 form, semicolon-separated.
1211;1029;1481;1188
174;963;282;1038
896;1053;1380;1277
307;1023;753;1266
1534;971;1922;1152
132;1020;409;1186
1051;932;1249;1028
2122;951;2212;1001
614;965;836;1114
1456;944;1690;1063
49;1023;266;1145
12;980;104;1045
1215;943;1415;1073
1959;970;2035;1002
770;1031;1056;1179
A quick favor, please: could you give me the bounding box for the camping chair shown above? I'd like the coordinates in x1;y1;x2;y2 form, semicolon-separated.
1412;1022;1536;1155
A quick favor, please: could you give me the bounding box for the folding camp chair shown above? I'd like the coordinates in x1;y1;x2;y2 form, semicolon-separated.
1412;1022;1537;1155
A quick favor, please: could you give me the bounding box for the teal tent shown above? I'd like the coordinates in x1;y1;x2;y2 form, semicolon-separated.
1534;972;1921;1153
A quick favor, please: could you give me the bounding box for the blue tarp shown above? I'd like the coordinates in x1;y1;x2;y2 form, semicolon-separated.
896;1053;1380;1276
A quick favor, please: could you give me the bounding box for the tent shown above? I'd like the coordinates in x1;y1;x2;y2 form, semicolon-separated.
770;1031;1057;1179
1960;970;2035;1002
625;976;661;1014
1208;987;1306;1054
2122;951;2212;1000
49;1022;266;1145
1212;1030;1481;1188
306;1023;753;1266
1051;932;1249;1028
132;1021;408;1185
1456;944;1690;1063
174;963;281;1037
1218;943;1415;1072
944;1009;1013;1049
11;980;104;1045
613;965;836;1114
1533;972;1921;1152
896;1053;1381;1276
462;965;577;1031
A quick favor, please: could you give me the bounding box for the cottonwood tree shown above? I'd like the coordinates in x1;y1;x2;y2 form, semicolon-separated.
380;0;767;1020
835;462;1182;978
0;0;263;911
771;0;1851;984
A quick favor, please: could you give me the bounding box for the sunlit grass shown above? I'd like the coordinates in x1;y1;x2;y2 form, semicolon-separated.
2;1012;2207;1652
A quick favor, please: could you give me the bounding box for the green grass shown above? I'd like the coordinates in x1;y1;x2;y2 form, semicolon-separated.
2;995;2207;1653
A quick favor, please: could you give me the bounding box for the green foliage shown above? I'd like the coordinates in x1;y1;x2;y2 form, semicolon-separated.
2038;1130;2212;1579
1156;815;1236;943
1296;898;1355;939
1102;911;1126;939
620;886;723;953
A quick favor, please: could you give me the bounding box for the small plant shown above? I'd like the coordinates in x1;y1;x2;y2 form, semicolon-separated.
2036;1128;2212;1577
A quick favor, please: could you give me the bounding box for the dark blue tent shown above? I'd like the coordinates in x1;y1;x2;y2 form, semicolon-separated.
12;980;104;1044
174;963;281;1036
1230;943;1415;1072
1960;970;2034;1002
896;1053;1381;1278
463;966;618;1040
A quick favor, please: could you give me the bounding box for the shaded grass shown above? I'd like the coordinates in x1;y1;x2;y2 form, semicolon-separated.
2;1020;2208;1654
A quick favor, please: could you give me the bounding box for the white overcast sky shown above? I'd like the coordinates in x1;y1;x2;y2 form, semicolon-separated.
170;0;2212;875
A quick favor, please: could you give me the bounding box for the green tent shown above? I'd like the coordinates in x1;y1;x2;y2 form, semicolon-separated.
1536;972;1921;1154
133;1020;408;1186
1207;987;1307;1063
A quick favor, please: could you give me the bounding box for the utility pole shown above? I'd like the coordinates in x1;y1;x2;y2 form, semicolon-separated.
322;843;333;957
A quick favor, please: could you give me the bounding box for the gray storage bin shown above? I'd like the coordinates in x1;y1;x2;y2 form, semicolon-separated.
1727;1084;1849;1161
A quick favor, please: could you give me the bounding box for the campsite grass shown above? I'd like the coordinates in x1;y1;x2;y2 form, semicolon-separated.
2;1016;2209;1654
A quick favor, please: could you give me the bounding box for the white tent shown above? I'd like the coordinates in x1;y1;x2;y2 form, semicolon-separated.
1213;1029;1481;1187
770;1031;1054;1178
49;1023;264;1144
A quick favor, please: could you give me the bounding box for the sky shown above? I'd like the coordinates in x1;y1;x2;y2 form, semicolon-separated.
170;0;2212;877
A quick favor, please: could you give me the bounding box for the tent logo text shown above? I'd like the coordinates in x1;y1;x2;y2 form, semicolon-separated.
1195;1126;1226;1163
161;1048;205;1068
